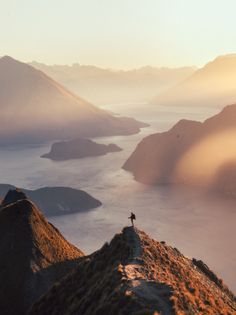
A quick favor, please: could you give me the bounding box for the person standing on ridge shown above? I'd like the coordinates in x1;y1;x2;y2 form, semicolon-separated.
129;212;136;227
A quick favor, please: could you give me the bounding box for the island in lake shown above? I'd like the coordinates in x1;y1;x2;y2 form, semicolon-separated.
41;138;122;161
0;184;102;216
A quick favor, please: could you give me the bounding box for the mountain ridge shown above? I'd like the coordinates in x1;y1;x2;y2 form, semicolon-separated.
151;54;236;108
123;103;236;196
29;226;236;315
0;56;146;144
0;191;84;315
30;60;196;104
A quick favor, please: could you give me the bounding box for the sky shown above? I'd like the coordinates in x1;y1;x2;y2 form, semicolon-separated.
1;0;236;69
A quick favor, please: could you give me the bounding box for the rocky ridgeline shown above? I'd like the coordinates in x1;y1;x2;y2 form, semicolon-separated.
0;189;84;315
0;188;235;314
29;227;236;315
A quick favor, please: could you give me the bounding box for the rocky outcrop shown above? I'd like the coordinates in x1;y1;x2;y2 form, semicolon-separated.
29;227;236;315
0;190;84;315
41;138;122;160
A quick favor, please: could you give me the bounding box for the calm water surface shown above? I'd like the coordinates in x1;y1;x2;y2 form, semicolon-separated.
0;103;235;292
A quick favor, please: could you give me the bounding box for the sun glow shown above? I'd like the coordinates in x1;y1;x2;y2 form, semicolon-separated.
174;127;236;188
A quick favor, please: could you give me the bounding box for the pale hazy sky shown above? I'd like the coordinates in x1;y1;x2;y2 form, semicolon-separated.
1;0;236;69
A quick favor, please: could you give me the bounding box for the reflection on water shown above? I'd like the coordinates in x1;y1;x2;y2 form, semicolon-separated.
0;104;235;292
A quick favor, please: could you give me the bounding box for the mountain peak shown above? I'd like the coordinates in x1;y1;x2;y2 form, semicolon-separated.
30;226;236;315
151;53;236;107
0;55;16;62
0;56;145;144
1;188;28;207
0;196;84;315
0;55;24;68
214;53;236;61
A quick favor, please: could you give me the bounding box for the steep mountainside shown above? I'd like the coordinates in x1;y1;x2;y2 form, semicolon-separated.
0;185;101;216
151;54;236;108
0;56;146;144
123;103;236;196
0;190;84;315
29;227;235;315
41;138;122;160
31;62;196;104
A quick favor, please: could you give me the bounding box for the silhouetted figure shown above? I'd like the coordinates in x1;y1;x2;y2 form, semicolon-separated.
128;212;136;227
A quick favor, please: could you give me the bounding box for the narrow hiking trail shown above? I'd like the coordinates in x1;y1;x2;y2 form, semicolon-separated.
121;227;174;315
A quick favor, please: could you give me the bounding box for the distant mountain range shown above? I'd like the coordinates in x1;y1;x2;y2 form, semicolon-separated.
0;189;84;315
31;54;236;108
29;226;236;314
151;54;236;108
30;61;196;104
123;102;236;196
0;184;101;216
0;56;146;144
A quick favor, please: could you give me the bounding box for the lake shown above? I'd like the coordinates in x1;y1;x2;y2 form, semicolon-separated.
0;103;235;292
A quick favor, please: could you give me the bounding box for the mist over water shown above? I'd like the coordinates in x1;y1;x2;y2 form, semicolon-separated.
0;103;235;292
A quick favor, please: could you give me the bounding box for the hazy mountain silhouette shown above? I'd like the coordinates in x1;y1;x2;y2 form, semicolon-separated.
0;56;146;144
151;54;236;108
29;227;236;314
123;103;236;196
0;184;101;216
30;61;196;104
0;190;84;315
41;138;122;160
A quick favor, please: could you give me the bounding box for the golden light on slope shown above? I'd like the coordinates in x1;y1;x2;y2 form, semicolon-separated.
174;127;236;187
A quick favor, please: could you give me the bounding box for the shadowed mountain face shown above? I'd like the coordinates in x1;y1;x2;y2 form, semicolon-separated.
0;184;101;216
0;56;146;144
1;188;27;207
0;191;84;315
151;54;236;108
30;62;196;104
41;138;122;160
123;103;236;196
29;227;235;315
